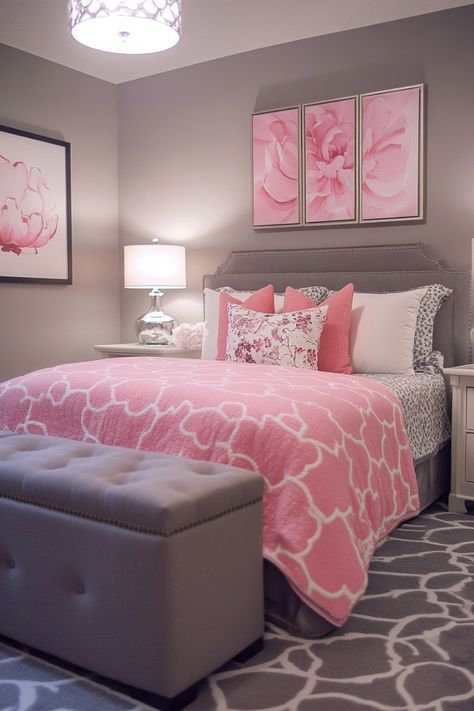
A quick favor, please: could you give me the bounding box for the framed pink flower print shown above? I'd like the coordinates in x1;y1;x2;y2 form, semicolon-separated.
303;97;358;225
0;124;72;284
252;107;301;227
360;84;424;223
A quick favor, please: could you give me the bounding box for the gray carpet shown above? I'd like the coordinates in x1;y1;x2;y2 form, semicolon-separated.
1;503;474;711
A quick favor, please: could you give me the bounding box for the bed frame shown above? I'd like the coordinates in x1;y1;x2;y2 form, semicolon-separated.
203;242;471;368
204;242;471;637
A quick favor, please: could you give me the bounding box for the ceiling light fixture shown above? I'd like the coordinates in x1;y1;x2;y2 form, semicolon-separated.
68;1;181;55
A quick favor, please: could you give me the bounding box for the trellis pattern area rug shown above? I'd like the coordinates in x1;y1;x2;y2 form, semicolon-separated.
1;503;474;711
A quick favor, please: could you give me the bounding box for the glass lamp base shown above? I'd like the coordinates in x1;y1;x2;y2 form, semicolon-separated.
135;289;174;345
136;319;173;345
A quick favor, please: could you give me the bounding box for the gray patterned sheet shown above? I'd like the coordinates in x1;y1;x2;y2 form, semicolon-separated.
360;373;450;463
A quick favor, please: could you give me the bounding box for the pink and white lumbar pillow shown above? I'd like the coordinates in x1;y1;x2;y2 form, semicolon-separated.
225;303;328;369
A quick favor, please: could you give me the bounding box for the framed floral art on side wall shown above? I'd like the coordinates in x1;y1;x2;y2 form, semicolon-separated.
0;124;72;284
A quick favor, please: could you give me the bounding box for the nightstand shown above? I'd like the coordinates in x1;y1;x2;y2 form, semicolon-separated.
94;343;201;359
444;364;474;513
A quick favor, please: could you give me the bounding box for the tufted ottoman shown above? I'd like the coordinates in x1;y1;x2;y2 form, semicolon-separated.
0;433;264;710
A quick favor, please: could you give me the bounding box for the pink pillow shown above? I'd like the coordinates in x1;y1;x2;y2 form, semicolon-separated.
283;284;354;374
216;284;274;360
226;303;328;369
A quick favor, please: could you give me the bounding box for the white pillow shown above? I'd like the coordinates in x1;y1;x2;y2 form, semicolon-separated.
202;288;220;359
350;288;427;374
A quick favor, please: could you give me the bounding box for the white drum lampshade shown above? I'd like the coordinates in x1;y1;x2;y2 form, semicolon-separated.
124;244;186;289
124;243;186;345
68;0;182;55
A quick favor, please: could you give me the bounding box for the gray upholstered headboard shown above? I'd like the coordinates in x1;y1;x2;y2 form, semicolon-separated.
203;243;471;367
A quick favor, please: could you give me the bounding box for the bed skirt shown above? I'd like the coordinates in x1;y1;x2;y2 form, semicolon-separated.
264;442;451;638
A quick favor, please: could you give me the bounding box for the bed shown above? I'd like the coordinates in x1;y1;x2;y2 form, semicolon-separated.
200;242;471;635
0;243;470;637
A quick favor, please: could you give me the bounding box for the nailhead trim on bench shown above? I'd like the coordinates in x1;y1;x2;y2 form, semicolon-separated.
0;491;263;538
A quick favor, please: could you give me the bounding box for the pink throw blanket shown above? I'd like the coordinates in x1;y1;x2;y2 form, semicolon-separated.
0;357;419;626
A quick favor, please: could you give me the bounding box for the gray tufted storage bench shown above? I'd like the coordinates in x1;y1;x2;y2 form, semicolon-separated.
0;433;264;710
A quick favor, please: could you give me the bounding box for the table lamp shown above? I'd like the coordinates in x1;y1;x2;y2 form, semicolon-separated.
124;241;186;345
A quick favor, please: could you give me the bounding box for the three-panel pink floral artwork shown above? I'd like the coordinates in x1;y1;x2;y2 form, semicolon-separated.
252;84;424;228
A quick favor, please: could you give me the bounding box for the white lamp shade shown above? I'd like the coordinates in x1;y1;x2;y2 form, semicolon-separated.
124;244;186;289
69;1;181;55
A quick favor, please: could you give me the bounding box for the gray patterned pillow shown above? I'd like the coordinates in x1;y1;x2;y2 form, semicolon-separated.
413;284;452;372
299;286;331;303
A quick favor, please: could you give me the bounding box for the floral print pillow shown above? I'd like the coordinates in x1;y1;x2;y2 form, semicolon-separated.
225;303;328;370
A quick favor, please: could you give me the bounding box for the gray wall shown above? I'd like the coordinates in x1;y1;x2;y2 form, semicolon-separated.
1;5;472;371
0;45;120;381
118;5;474;340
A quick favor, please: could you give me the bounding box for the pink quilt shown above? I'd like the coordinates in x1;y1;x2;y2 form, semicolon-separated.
0;357;419;626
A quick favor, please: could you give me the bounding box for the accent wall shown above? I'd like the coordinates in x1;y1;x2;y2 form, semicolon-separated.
1;6;472;373
118;5;474;340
